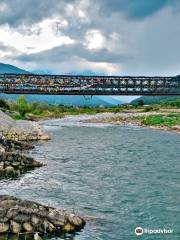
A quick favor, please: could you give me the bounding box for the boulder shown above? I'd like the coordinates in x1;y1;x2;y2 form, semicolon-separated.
31;215;40;226
10;221;21;234
5;166;14;174
0;223;9;233
23;222;33;232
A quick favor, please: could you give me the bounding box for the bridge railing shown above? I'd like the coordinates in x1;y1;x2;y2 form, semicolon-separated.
0;74;179;95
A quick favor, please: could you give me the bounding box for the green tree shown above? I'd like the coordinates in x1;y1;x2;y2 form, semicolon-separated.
17;96;29;117
137;99;144;106
0;99;9;109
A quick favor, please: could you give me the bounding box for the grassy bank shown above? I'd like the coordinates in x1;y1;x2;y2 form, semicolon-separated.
0;96;179;132
141;113;180;127
0;96;128;120
84;98;180;132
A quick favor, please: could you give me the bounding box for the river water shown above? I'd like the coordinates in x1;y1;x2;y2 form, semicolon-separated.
0;115;180;240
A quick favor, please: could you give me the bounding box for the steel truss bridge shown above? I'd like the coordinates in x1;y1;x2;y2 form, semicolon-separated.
0;74;180;95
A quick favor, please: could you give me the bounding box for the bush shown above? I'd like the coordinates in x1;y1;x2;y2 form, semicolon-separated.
142;114;180;127
137;99;144;106
143;105;160;112
17;96;30;117
0;99;10;109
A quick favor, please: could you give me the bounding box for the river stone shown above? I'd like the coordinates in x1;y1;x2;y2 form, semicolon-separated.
5;166;14;173
23;222;33;232
0;223;9;233
6;208;18;219
31;215;40;226
63;223;75;233
0;199;17;208
52;220;64;226
68;214;83;227
48;209;65;223
13;214;30;223
10;220;21;234
0;217;9;223
12;161;20;167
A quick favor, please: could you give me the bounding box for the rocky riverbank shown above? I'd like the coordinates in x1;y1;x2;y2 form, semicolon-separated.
0;110;49;141
82;111;180;133
0;110;47;179
0;195;86;236
0;152;44;179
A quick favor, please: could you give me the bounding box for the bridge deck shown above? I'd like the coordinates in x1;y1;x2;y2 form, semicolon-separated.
0;74;180;95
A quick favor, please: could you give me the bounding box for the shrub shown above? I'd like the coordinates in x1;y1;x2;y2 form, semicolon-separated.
0;99;10;109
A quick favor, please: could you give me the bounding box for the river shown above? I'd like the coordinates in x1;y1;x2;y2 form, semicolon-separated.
0;115;180;240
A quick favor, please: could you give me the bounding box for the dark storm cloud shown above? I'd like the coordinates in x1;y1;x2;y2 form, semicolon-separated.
0;0;74;27
16;44;129;64
0;0;178;28
97;0;177;19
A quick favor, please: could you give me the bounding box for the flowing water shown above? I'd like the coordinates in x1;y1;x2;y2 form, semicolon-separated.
0;115;180;240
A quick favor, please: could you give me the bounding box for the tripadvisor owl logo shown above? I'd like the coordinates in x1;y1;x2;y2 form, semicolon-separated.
135;227;144;236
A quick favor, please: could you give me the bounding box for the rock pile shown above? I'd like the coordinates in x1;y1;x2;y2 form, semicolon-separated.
0;110;49;141
0;134;34;152
0;110;46;179
0;195;86;235
0;153;43;178
0;132;43;179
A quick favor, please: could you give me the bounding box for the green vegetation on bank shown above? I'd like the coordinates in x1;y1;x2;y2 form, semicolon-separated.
134;98;180;109
129;98;180;129
0;96;129;120
141;113;180;127
0;96;179;130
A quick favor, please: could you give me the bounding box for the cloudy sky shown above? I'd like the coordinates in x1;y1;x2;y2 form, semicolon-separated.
0;0;180;75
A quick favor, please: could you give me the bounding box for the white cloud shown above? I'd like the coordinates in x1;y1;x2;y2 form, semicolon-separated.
0;18;75;56
77;59;121;74
85;30;106;50
49;58;121;75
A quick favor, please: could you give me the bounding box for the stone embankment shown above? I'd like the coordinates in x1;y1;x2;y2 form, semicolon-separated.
0;153;43;178
0;195;86;235
0;134;34;153
0;110;49;141
0;110;46;178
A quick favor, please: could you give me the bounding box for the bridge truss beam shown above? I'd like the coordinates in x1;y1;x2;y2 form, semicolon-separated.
0;74;180;95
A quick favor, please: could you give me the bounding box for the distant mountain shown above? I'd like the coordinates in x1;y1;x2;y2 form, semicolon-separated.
131;96;180;105
0;63;29;74
0;94;125;107
32;70;105;76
